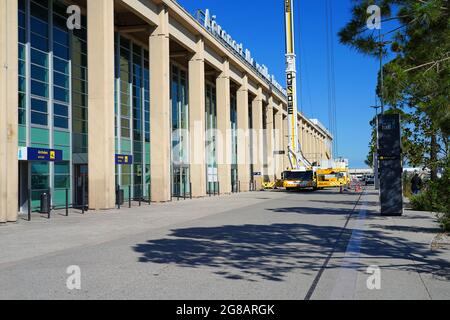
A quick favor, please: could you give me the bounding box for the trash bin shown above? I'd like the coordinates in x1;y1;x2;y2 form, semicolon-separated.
116;189;124;206
40;192;51;214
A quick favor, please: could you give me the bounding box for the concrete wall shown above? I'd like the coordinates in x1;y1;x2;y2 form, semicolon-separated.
0;0;18;223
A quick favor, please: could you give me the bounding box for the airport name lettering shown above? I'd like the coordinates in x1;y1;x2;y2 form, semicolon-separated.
203;9;286;96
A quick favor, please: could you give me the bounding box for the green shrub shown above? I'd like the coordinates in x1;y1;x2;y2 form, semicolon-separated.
410;161;450;232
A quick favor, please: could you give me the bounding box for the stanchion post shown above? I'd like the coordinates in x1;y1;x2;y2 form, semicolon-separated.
65;188;69;217
28;189;31;222
47;189;51;219
129;185;132;208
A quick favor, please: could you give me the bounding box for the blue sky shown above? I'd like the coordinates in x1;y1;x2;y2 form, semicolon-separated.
178;0;381;168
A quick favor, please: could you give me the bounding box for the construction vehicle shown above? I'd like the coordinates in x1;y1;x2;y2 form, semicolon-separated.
316;159;350;189
279;0;318;190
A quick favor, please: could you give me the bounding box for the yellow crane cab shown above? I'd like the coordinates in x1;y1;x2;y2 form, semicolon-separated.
282;170;316;191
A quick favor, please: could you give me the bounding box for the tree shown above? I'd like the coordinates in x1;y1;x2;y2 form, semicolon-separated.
339;0;449;178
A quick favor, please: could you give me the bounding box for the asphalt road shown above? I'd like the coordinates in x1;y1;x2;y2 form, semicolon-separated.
0;188;449;300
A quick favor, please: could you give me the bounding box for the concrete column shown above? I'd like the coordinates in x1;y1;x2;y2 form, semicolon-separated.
0;0;18;223
265;98;275;181
87;0;115;210
216;59;231;194
236;75;250;192
189;37;206;198
150;5;171;202
252;88;264;189
274;107;284;179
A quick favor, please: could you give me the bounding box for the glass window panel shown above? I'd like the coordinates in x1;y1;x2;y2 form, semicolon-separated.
31;175;49;190
54;116;68;129
54;86;69;103
53;14;67;30
18;93;26;109
31;98;47;113
53;43;69;60
19;60;26;77
54;72;69;89
19;11;26;28
54;103;68;117
53;57;69;74
31;162;49;175
31;80;48;98
55;162;70;174
31;64;48;83
30;1;49;21
31;49;48;67
19;28;26;44
19;0;26;12
19;76;26;93
30;17;48;37
19;109;26;125
31;33;49;51
31;111;48;126
54;175;69;189
53;27;69;47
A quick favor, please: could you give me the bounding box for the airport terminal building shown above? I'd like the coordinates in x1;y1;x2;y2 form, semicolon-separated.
0;0;333;223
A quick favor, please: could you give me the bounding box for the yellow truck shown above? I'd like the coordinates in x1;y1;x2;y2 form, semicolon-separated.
316;168;350;189
282;170;317;191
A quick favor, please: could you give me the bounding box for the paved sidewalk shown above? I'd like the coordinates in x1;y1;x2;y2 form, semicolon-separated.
0;188;448;300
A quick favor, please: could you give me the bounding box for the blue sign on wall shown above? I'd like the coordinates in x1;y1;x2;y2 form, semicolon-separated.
115;154;133;165
27;148;63;162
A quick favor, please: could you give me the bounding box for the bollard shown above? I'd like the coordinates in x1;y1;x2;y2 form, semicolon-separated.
65;188;69;217
28;189;31;222
184;181;187;200
117;185;121;210
139;185;142;207
218;182;220;196
81;178;86;214
129;185;132;208
190;183;193;200
48;189;51;219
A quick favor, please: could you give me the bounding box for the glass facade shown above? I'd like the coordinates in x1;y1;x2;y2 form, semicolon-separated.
114;34;151;200
205;82;218;194
18;0;82;210
171;64;190;196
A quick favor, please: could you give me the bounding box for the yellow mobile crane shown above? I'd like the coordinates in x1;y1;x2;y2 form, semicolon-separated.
280;0;318;191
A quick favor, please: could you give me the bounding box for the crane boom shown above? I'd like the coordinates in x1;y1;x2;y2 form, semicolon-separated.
284;0;311;170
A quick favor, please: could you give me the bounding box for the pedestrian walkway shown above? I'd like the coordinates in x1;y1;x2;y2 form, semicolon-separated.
0;188;448;300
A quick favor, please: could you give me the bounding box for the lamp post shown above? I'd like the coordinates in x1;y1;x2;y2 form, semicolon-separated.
370;105;381;190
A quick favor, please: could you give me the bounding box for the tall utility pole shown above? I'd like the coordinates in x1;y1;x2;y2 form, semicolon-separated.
371;105;381;190
378;30;385;114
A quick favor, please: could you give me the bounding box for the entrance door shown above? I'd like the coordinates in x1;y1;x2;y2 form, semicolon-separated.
73;164;88;208
172;166;190;197
18;161;29;214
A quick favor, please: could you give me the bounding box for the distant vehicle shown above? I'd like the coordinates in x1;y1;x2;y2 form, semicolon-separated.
282;170;316;191
365;175;375;186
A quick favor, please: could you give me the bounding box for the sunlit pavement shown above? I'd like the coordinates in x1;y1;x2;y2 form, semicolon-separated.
0;187;449;300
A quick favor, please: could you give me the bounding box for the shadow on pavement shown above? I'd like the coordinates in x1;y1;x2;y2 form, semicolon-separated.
133;222;450;282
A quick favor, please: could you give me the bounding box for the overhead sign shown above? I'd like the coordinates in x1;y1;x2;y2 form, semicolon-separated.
27;147;63;162
115;154;133;165
198;9;286;96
